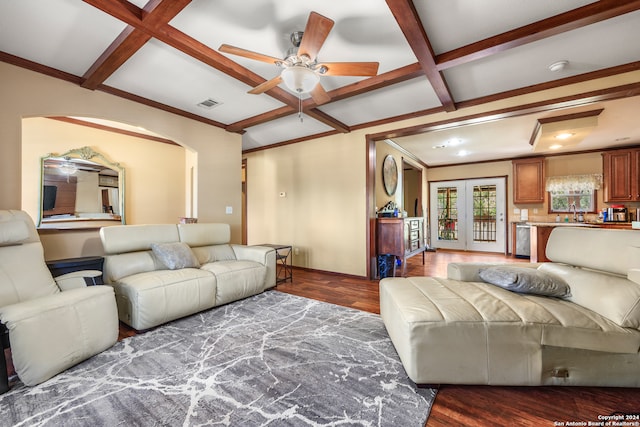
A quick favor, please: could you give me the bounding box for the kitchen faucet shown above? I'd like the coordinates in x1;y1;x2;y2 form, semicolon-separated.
570;202;577;222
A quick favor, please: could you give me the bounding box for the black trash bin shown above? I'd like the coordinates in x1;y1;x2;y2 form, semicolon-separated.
377;254;396;279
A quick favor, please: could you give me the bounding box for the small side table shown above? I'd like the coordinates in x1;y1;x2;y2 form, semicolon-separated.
258;244;292;284
46;256;104;286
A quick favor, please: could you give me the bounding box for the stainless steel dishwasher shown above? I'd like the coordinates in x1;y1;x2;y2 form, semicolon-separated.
515;223;531;258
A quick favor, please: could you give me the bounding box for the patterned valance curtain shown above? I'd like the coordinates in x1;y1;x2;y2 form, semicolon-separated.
545;174;602;194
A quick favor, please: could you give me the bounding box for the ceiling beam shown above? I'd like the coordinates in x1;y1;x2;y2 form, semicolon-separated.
385;0;456;112
376;82;640;141
435;0;640;70
82;0;191;89
83;0;349;133
226;63;424;132
81;26;150;89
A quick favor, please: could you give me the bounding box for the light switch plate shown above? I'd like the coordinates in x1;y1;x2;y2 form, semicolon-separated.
225;206;232;214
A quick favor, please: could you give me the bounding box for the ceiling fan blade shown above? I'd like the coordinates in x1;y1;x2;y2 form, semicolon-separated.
219;44;282;65
248;75;283;94
317;62;379;77
310;82;331;105
297;12;334;61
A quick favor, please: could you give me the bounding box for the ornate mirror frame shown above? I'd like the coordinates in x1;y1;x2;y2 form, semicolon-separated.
39;146;125;227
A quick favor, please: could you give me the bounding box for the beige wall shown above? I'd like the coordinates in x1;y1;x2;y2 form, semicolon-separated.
1;62;241;260
244;132;367;276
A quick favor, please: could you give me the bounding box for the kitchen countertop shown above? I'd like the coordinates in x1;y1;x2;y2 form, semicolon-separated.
527;221;597;227
526;221;635;229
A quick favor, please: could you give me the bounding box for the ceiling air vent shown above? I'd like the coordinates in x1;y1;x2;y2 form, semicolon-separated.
197;98;221;109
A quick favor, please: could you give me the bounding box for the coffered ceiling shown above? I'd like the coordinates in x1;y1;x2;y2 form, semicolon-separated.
1;0;639;166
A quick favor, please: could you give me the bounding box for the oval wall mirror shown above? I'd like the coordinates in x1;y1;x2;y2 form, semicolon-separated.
39;146;125;227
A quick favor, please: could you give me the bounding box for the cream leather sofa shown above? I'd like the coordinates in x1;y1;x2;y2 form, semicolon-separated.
380;226;640;387
0;210;118;388
100;223;276;330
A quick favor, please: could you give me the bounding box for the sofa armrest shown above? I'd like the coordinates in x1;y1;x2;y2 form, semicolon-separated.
54;270;102;290
231;244;277;289
0;286;118;386
447;262;540;282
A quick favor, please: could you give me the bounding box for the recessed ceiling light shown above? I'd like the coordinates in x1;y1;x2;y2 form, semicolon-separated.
550;144;563;150
548;60;569;72
555;132;574;140
457;150;469;157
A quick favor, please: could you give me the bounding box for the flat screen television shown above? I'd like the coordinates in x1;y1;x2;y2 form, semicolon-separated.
42;185;57;211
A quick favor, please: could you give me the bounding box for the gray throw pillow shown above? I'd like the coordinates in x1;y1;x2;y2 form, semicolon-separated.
478;266;571;298
151;242;200;270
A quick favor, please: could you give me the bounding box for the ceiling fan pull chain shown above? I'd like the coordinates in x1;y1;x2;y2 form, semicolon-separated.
298;92;304;123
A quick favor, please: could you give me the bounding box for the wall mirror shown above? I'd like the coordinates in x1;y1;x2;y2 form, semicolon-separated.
39;146;125;227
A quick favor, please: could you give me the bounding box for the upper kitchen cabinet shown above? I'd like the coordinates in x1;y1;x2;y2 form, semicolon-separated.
602;148;640;203
512;157;545;204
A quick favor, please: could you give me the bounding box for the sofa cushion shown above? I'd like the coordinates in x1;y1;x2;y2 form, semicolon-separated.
178;223;230;246
0;219;29;246
110;268;217;330
538;263;640;329
479;266;570;297
151;242;200;270
380;276;640;385
546;227;640;276
191;244;237;264
200;260;266;306
100;224;179;254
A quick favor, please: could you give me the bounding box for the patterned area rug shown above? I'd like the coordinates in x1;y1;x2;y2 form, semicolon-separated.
0;291;436;426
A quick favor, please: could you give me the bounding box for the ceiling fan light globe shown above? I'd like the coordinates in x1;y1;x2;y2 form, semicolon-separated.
281;66;319;93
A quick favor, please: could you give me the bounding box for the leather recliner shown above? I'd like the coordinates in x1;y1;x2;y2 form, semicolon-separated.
0;210;119;390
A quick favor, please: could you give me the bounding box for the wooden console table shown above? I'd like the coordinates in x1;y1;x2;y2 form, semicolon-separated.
376;217;427;277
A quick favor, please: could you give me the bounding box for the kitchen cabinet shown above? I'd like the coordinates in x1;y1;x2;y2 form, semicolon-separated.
512;157;545;204
602;148;640;202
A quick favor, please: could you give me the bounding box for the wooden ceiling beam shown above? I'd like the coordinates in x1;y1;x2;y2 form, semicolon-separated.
82;0;191;90
436;0;640;70
385;0;456;112
226;63;424;132
81;26;150;89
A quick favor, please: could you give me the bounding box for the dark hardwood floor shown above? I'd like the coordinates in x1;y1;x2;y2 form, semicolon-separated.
276;250;640;427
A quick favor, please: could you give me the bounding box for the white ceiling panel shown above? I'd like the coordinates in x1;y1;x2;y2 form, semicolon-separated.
104;39;285;123
319;78;441;126
243;114;335;149
416;0;597;54
0;0;127;76
444;11;640;102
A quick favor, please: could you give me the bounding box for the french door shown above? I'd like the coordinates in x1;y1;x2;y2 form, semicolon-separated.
429;178;506;253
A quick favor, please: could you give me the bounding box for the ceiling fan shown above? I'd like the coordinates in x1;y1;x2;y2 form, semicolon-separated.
219;11;379;106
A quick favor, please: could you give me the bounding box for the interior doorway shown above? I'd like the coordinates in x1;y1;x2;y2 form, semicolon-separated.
403;160;422;217
429;177;506;253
